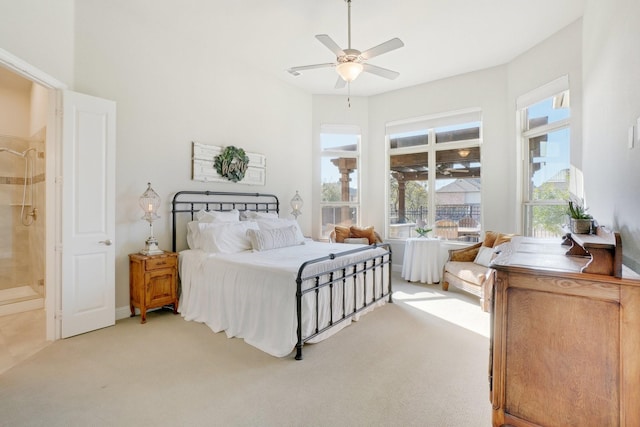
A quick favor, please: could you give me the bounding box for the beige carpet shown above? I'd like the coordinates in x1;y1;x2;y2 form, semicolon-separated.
0;274;492;426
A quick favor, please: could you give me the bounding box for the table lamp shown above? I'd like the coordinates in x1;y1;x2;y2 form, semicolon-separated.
291;191;303;219
139;182;163;255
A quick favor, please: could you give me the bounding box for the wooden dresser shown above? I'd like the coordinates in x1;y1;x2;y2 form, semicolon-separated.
129;252;179;323
489;236;640;427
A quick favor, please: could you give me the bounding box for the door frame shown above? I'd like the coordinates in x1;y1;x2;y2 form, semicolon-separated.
0;48;67;340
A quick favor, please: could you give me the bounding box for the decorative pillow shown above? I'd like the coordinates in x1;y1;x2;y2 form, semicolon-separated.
334;226;350;243
482;231;499;248
255;218;305;241
350;226;377;245
493;233;515;247
450;246;479;262
195;209;240;223
197;221;259;253
474;246;495;267
246;225;304;251
241;211;279;220
186;221;200;249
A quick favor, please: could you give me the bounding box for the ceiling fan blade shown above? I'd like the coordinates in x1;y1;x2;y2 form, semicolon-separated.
360;38;404;60
287;63;335;76
315;34;345;57
362;63;400;80
334;76;346;89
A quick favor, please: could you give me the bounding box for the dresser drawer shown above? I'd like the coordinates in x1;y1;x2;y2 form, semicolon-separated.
145;255;177;271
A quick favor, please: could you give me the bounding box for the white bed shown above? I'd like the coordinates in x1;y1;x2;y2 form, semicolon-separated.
172;191;392;359
179;241;389;357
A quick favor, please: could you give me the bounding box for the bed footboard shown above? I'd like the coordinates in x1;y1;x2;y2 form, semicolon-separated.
295;243;392;360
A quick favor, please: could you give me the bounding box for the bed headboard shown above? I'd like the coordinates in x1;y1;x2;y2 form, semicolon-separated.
171;190;280;252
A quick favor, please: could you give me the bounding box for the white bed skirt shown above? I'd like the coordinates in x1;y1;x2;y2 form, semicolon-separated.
179;241;389;357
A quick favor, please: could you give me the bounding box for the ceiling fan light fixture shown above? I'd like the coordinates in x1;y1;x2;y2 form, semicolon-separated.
336;61;363;82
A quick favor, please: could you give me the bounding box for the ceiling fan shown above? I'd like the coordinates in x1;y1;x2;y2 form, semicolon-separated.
287;0;404;89
439;165;469;176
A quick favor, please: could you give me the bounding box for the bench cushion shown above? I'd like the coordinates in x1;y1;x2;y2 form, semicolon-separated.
445;261;489;286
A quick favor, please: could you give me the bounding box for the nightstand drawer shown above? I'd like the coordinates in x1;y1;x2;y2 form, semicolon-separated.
145;255;177;271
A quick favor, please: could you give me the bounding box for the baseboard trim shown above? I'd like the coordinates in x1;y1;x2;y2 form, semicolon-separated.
115;306;131;321
115;305;176;321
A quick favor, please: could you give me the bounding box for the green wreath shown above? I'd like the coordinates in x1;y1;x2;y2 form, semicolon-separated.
214;146;250;182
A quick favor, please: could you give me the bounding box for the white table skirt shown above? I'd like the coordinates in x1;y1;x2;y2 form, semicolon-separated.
402;237;441;284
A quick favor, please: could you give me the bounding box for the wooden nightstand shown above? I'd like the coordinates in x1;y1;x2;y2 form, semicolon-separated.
129;251;179;323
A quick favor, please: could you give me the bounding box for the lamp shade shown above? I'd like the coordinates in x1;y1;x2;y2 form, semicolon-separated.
139;182;161;222
336;61;363;82
290;191;303;218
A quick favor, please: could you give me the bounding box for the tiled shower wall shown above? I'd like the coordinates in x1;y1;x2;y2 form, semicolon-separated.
0;135;45;295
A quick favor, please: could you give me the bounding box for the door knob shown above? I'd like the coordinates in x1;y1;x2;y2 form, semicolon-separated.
99;239;113;246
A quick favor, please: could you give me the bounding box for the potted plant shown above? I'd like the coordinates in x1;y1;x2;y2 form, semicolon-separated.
415;227;432;238
567;199;592;234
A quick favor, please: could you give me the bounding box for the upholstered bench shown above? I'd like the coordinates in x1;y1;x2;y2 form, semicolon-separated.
441;231;514;312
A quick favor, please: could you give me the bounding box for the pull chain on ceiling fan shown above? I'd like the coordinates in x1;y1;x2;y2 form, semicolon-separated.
287;0;404;90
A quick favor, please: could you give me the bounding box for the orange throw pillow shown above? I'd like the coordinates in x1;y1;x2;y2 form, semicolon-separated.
350;226;377;245
334;226;351;243
483;231;499;248
493;233;515;247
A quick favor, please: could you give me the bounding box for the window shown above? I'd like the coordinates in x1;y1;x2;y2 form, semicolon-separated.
387;110;482;241
320;126;360;239
519;84;570;238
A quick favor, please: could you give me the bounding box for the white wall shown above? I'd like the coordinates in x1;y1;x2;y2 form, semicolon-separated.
0;0;75;86
72;1;314;308
582;0;640;270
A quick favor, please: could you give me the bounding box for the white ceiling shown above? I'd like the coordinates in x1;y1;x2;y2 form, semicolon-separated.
0;1;585;98
235;0;585;97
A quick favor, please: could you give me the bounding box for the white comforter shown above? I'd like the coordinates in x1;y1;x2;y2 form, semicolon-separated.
179;240;389;357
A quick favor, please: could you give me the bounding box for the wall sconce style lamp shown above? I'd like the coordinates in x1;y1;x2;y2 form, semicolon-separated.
139;182;163;255
290;191;303;219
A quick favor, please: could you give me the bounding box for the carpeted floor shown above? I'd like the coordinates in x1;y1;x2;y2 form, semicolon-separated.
0;274;492;426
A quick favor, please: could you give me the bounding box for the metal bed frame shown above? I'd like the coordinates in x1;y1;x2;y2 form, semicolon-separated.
171;190;393;360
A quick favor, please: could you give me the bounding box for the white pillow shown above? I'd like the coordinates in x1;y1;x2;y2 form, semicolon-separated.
195;209;240;223
198;221;259;253
246;225;304;251
242;211;279;220
186;221;200;249
474;246;495;267
255;218;304;241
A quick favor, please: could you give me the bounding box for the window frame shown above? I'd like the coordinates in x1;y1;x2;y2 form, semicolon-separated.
318;127;361;239
386;109;482;241
517;77;571;238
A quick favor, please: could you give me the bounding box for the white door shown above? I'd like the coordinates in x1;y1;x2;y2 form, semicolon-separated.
60;90;116;338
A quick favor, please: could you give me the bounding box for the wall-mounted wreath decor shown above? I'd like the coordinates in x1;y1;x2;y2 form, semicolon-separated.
192;142;266;185
213;145;250;182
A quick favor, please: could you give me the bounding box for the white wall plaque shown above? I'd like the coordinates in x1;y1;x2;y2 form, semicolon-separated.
192;142;266;186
